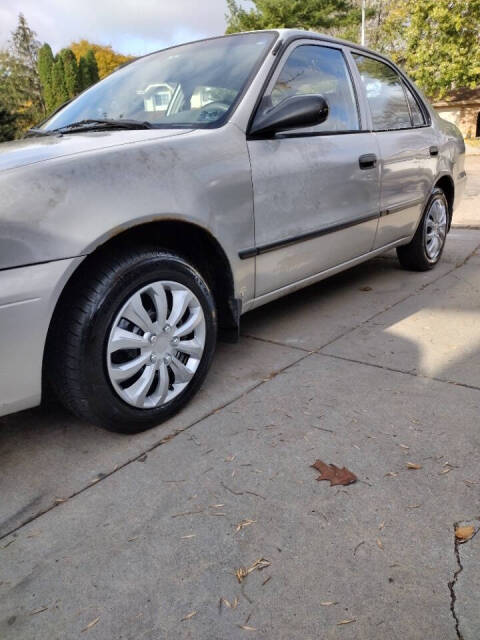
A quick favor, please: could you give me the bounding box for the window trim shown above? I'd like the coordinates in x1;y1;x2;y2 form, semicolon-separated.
247;40;363;139
401;78;427;127
350;50;431;132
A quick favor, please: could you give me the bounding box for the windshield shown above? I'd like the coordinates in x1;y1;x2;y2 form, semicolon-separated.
41;33;276;131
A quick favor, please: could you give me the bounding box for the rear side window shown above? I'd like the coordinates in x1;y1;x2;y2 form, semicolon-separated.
269;45;359;133
404;83;426;126
353;54;411;131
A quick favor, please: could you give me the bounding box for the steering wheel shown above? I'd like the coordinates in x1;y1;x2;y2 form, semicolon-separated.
198;101;230;122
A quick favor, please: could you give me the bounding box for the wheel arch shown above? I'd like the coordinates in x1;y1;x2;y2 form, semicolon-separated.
434;174;455;230
42;219;239;400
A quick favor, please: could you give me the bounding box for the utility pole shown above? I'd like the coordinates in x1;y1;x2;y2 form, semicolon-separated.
361;0;366;46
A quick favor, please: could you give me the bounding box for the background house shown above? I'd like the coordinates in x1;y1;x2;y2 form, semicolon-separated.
433;88;480;139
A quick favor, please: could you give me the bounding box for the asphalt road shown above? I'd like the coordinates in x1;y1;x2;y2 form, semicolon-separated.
1;194;480;637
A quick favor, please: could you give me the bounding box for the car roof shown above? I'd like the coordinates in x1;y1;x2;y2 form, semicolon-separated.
268;28;392;61
140;28;396;71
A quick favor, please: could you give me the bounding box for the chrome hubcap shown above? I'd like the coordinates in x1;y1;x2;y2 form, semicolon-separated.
106;281;206;409
424;198;447;260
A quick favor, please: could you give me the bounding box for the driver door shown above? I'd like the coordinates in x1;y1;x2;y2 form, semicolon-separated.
246;41;381;297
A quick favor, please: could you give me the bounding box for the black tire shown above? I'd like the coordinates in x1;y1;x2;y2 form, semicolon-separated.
48;249;217;433
396;188;449;271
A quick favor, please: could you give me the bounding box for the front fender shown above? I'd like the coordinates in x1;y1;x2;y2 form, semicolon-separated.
0;124;255;301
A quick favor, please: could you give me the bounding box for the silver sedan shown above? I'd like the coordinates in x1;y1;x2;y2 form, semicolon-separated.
0;29;466;432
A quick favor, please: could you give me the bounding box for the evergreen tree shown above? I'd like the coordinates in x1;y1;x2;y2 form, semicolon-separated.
51;57;69;108
225;0;361;34
0;107;17;142
37;43;55;113
78;56;91;91
60;48;80;98
1;13;45;134
85;49;99;84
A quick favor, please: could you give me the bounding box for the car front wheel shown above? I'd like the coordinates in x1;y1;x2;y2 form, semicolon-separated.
48;249;217;433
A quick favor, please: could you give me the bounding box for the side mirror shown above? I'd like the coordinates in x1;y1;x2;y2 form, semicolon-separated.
249;94;329;138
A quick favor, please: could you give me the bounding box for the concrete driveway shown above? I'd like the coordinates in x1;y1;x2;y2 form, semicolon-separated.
1;170;480;639
453;156;480;227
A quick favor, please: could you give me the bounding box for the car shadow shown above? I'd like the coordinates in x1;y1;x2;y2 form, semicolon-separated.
1;246;480;538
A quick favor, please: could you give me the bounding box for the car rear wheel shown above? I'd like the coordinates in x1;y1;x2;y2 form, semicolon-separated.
48;249;217;433
396;187;449;271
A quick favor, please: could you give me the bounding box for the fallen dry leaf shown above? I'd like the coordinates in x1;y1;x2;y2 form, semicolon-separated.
221;597;238;609
82;617;100;632
247;558;271;573
235;567;248;583
235;558;271;583
29;607;48;616
311;460;357;486
181;611;197;621
455;525;475;542
406;462;422;470
376;538;383;550
337;618;356;625
235;519;256;533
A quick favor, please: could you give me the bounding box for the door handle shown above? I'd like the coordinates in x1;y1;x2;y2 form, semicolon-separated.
359;153;377;170
429;146;439;157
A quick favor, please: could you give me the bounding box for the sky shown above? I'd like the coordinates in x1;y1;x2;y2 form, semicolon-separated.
0;0;240;56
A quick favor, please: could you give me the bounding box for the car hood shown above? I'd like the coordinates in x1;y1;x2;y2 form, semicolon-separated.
0;128;193;173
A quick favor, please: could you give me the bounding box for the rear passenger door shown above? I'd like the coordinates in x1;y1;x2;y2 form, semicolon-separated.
351;53;438;249
246;41;381;298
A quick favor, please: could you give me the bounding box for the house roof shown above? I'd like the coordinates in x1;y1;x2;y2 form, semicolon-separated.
433;87;480;107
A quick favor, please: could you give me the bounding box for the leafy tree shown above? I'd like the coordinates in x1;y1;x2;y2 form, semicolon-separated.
51;57;69;107
225;0;361;34
37;43;55;112
376;0;480;98
70;40;133;78
85;49;100;84
60;48;80;98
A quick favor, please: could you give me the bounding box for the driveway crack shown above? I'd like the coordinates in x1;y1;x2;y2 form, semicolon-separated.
448;521;479;640
449;522;464;640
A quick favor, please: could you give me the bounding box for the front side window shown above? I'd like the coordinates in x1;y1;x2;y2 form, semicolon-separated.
268;45;359;133
41;33;276;130
353;54;411;131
